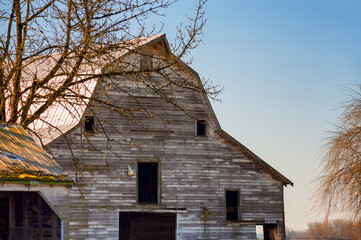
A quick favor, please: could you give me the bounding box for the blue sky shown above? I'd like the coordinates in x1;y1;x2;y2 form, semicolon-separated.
148;0;361;230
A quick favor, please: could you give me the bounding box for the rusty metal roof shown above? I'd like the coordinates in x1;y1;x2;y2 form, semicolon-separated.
0;124;73;184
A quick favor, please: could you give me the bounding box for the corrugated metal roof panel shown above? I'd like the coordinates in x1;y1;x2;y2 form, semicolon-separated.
0;124;73;183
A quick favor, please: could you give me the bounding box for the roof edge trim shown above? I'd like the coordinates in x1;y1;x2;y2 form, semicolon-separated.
219;129;294;186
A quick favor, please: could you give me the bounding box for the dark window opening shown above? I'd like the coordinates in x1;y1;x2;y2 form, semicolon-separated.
84;116;95;131
197;120;207;136
138;162;158;204
140;56;153;70
226;190;239;221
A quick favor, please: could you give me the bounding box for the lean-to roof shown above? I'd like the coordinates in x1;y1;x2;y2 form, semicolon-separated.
0;124;73;184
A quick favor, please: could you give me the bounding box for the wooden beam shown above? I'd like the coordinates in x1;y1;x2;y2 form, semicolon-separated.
51;211;56;239
9;193;15;228
38;194;42;240
23;192;28;227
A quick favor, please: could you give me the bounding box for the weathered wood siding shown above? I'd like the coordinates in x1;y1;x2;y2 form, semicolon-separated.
46;42;286;240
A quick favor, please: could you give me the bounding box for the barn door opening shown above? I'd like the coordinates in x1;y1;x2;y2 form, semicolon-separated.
256;224;278;240
263;224;278;240
119;212;176;240
0;192;61;240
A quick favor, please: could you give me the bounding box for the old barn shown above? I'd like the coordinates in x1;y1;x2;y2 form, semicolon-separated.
0;34;292;240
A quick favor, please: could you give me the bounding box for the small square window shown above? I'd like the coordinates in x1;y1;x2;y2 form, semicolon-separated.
226;190;240;221
197;120;207;136
84;116;95;131
140;56;153;70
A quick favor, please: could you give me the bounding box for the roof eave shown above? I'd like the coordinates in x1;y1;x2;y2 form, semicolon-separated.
145;36;294;187
171;52;293;187
219;130;294;186
0;178;74;186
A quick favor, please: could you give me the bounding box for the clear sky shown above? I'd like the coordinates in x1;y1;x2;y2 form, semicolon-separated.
147;0;361;231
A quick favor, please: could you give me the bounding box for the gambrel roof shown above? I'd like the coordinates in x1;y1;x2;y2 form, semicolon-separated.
23;34;292;186
0;124;73;184
23;35;163;145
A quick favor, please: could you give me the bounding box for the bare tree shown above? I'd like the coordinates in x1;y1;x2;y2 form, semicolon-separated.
307;219;361;240
0;0;219;141
317;88;361;222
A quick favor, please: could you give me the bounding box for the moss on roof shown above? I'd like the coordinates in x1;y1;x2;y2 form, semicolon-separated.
0;124;74;185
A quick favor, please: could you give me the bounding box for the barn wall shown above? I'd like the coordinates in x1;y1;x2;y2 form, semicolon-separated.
47;43;286;240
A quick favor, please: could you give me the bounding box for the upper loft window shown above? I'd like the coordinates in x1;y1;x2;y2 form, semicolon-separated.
226;190;240;221
197;120;207;136
138;162;159;204
84;116;95;131
140;56;153;70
